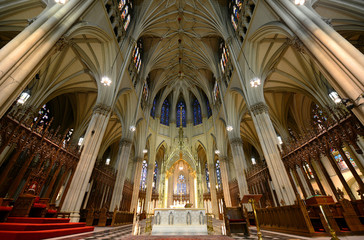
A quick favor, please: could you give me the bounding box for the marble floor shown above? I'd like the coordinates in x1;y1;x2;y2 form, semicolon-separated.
48;219;364;240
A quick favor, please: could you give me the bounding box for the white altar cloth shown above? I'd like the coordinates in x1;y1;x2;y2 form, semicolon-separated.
151;208;208;235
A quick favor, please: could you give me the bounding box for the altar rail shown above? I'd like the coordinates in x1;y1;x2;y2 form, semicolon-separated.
111;210;134;226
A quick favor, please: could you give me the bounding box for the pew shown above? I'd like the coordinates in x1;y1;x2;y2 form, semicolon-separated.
224;207;249;235
9;194;35;217
0;198;13;222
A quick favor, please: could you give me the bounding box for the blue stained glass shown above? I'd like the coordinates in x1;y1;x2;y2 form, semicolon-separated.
160;99;169;126
150;98;156;118
176;101;186;127
206;99;212;118
140;160;148;190
193;99;202;125
205;162;210;192
153;161;158;190
216;160;222;189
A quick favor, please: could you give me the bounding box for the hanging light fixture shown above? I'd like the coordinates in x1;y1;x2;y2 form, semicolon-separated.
250;77;261;88
101;76;112;86
294;0;305;5
17;90;31;105
143;149;148;154
55;0;68;4
215;149;220;155
329;91;342;104
226;125;233;132
129;125;136;132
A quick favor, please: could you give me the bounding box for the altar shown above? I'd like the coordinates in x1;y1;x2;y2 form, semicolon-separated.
151;208;208;235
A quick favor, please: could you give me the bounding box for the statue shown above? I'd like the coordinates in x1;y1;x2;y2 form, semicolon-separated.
337;187;344;200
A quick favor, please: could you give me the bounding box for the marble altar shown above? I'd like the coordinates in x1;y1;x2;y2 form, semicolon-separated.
151;208;208;235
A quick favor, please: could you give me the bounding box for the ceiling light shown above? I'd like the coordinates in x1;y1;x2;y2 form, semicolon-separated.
179;166;183;170
226;125;233;132
101;76;112;86
329;91;342;104
129;125;136;132
17;91;30;105
250;77;261;88
55;0;68;4
143;149;148;154
294;0;305;5
215;150;220;155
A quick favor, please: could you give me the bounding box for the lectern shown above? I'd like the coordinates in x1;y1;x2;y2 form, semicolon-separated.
241;194;263;240
305;195;339;240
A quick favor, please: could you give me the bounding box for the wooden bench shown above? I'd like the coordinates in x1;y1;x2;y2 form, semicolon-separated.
225;207;249;235
0;198;13;222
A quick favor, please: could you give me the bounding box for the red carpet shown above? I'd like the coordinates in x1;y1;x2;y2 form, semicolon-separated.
0;217;94;240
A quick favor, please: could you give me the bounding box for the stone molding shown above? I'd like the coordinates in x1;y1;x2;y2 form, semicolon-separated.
55;37;69;52
134;156;144;162
230;137;243;147
120;138;132;147
249;102;269;116
287;37;305;54
93;104;111;115
218;156;228;163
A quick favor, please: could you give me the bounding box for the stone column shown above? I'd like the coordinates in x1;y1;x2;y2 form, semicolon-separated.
218;156;232;207
229;136;250;200
61;104;111;222
0;0;95;118
130;157;144;212
206;153;219;218
249;102;296;204
109;138;133;211
266;0;364;124
145;146;156;213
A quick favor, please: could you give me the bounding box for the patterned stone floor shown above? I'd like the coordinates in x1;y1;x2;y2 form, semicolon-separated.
48;219;364;240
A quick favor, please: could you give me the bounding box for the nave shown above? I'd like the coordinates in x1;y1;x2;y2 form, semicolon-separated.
1;0;364;239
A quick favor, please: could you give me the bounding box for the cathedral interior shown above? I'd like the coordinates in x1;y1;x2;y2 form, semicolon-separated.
0;0;364;239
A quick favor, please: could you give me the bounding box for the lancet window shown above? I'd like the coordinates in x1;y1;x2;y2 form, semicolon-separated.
229;0;241;31
331;147;356;171
34;104;51;126
216;160;222;190
132;41;142;74
303;162;314;179
118;0;132;31
219;42;233;87
177;174;187;194
205;162;210;192
312;104;327;130
150;98;157;118
160;99;170;126
206;98;212;118
140;160;148;190
176;101;186;127
193;98;202;125
153;161;158;190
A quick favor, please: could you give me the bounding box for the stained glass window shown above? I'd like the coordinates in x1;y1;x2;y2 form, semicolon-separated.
213;81;220;103
177;174;187;194
216;160;222;190
118;0;132;31
312;104;327;130
160;99;170;126
303;162;314;179
176;101;186;127
150;98;156;118
140;160;148;190
131;41;142;73
34;104;51;125
206;98;212;118
153;161;158;190
229;0;240;32
193;99;202;125
331;147;357;171
205;162;210;192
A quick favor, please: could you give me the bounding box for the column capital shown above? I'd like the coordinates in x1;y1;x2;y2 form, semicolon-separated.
93;104;111;116
249;102;269;116
134;156;144;163
219;155;228;163
120;138;132;147
230;137;243;147
55;36;69;52
287;36;305;54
